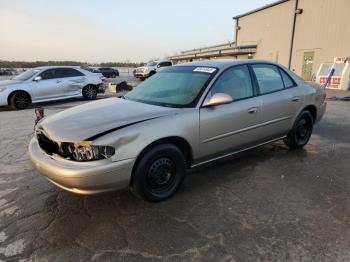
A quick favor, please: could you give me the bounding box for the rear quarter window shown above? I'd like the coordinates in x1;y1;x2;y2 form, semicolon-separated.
279;69;296;88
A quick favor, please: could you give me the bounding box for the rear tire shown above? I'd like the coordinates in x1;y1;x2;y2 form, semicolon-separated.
82;85;97;100
9;91;31;110
133;144;186;202
284;110;314;149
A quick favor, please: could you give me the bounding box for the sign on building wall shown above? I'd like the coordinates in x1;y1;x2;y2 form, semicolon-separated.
334;57;349;63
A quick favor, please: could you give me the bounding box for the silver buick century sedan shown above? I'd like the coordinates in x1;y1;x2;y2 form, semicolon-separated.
29;60;326;201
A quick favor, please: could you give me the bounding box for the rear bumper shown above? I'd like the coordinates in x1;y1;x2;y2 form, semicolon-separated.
316;102;327;123
28;138;135;195
97;83;106;93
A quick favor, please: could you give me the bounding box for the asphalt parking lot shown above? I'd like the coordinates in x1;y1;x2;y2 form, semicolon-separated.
0;87;350;261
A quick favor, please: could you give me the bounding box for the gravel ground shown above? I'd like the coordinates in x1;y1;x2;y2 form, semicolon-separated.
0;88;349;261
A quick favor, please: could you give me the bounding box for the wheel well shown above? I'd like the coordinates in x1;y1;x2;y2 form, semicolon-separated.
303;105;317;122
7;90;32;105
83;84;98;89
129;136;193;186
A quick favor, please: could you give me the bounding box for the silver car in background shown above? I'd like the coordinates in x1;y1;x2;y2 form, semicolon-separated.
29;60;326;201
134;60;172;80
0;66;105;109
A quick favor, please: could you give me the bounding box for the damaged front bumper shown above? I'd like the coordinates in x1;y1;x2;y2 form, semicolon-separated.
28;137;135;195
97;83;106;93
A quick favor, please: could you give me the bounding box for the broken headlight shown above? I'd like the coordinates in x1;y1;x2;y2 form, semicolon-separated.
66;143;115;161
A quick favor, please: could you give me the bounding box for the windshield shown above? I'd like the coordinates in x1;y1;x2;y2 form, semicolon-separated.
125;66;216;107
147;62;158;67
13;69;40;81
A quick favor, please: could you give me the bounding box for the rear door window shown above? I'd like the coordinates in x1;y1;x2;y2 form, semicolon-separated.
56;68;84;78
159;62;172;67
252;64;284;94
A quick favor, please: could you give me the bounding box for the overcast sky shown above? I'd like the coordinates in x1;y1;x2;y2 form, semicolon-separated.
0;0;275;63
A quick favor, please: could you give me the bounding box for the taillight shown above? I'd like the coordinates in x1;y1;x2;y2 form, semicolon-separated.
323;91;327;100
34;107;44;127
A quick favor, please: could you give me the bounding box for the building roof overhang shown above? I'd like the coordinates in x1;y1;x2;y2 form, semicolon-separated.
168;45;257;61
232;0;289;20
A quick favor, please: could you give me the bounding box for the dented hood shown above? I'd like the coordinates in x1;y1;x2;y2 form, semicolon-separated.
39;98;178;142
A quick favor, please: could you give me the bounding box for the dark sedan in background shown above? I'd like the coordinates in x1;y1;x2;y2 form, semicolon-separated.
98;67;119;78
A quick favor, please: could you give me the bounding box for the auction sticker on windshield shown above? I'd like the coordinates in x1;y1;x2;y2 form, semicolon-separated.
193;67;216;74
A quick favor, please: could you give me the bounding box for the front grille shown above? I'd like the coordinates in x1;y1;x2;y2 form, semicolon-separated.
36;130;59;155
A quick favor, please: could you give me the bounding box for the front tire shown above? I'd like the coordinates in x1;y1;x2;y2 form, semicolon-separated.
133;144;186;202
9;91;31;110
82;85;97;100
284;110;314;149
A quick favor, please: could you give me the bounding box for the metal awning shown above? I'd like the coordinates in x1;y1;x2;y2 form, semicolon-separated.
168;45;257;61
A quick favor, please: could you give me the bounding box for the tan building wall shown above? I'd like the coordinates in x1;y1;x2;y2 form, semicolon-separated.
235;0;350;80
236;0;294;66
291;0;350;78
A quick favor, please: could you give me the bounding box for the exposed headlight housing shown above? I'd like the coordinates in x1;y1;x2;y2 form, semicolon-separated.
63;142;115;161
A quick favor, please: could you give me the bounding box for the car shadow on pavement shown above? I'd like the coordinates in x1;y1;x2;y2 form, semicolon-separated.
0;141;313;260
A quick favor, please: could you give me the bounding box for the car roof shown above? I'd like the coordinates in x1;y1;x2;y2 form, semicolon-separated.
35;66;83;70
174;59;278;70
149;60;171;63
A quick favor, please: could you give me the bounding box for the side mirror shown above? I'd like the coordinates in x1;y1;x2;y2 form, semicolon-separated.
203;93;233;107
33;76;42;81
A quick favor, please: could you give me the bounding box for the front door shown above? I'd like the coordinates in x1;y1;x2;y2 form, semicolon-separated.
199;65;263;160
31;69;64;101
301;51;314;81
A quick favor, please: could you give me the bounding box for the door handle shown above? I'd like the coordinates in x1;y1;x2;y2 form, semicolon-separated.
248;107;258;114
56;80;62;83
291;96;301;102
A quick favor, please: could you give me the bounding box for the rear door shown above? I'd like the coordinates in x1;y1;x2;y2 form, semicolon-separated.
56;68;86;97
199;65;263;160
32;69;64;100
250;64;303;140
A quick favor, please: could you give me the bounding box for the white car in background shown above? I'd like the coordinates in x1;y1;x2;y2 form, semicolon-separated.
134;60;172;80
0;66;105;109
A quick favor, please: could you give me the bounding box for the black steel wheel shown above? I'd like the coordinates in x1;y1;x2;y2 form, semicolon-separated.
284;110;314;149
133;144;186;202
146;157;176;191
82;85;97;100
9;91;31;110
